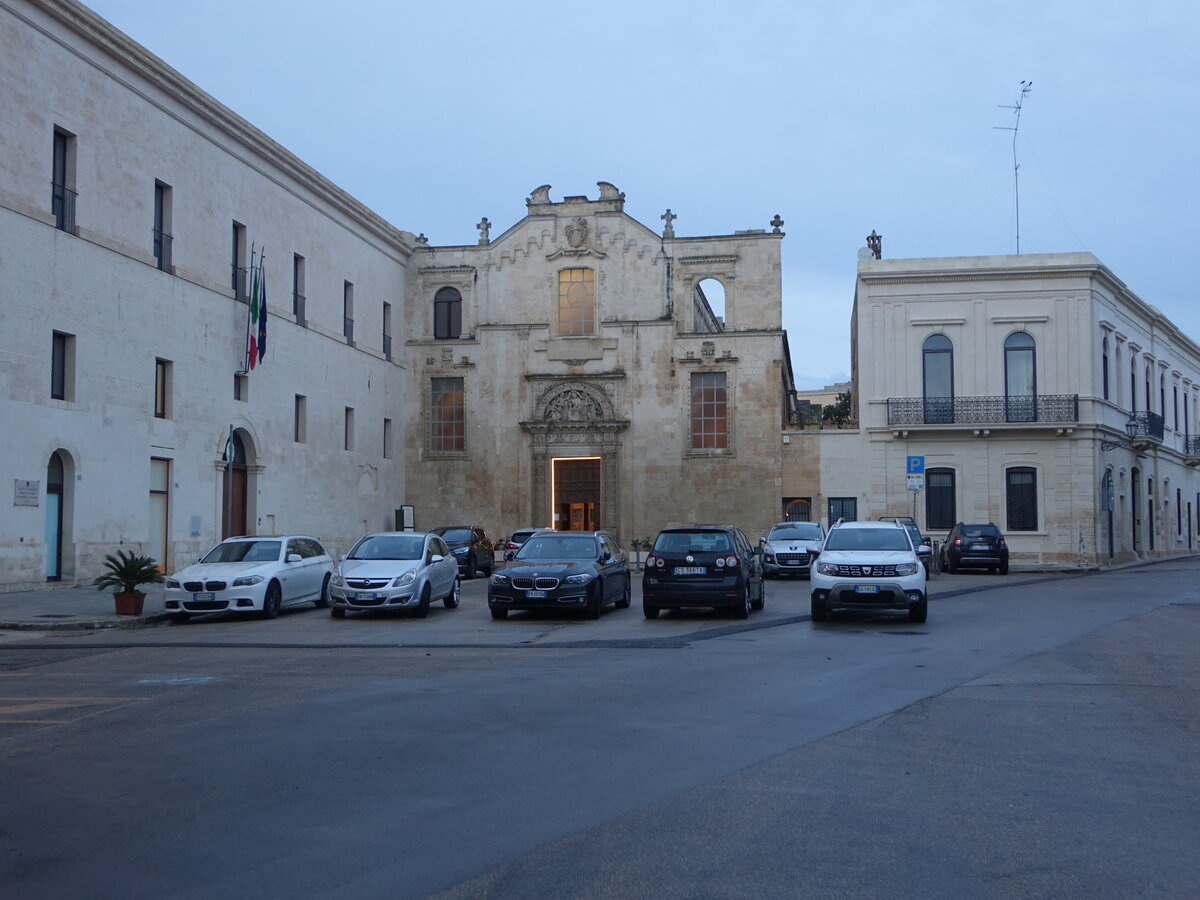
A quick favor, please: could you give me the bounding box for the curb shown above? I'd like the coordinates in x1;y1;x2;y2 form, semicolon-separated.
0;613;171;632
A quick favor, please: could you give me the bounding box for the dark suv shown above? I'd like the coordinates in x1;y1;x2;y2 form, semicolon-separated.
642;524;764;619
430;525;494;579
941;522;1009;574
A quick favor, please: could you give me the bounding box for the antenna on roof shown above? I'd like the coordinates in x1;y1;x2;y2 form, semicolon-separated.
994;80;1032;254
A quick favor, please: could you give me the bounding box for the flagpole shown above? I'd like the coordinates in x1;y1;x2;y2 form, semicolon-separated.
240;242;255;374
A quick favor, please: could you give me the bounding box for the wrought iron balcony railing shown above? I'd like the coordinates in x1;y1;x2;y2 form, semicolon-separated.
1128;410;1165;443
887;394;1079;427
51;181;77;234
1186;436;1200;456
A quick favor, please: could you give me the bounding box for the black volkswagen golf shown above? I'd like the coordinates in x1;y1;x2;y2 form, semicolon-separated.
642;524;765;619
488;530;631;620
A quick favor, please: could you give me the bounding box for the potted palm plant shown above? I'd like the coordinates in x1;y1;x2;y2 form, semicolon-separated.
93;549;165;615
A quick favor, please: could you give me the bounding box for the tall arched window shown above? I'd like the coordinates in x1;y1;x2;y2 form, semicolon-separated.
1004;332;1037;422
922;334;953;424
434;287;462;340
1130;358;1137;412
1101;337;1110;401
1114;343;1123;407
1145;363;1152;413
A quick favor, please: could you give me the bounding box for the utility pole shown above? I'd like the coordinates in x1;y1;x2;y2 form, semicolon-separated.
995;80;1032;253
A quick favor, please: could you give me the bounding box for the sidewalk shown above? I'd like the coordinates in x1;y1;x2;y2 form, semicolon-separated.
0;568;1078;632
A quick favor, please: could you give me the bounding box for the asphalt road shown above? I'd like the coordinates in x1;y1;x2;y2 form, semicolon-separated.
1;562;1198;898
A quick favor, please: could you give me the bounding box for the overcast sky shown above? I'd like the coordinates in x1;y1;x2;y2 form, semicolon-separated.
85;0;1199;389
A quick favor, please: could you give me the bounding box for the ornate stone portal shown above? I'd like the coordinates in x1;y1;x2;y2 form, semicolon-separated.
521;379;628;531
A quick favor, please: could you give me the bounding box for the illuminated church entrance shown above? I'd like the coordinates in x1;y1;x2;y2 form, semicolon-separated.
553;457;600;531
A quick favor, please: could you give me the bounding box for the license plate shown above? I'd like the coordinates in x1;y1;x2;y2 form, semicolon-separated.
674;566;705;575
970;543;989;550
525;590;546;599
854;585;879;594
355;592;379;602
192;592;215;602
783;559;799;566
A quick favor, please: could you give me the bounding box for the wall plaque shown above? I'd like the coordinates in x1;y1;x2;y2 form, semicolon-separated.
14;480;39;507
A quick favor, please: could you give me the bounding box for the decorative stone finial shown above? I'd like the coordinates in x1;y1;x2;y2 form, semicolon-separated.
415;233;428;246
866;230;882;259
661;208;677;239
771;214;784;234
477;217;491;245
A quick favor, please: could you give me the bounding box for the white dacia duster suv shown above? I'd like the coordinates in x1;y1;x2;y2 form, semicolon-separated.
810;519;928;623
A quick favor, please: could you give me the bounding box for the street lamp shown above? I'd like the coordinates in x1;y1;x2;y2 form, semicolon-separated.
1100;417;1140;451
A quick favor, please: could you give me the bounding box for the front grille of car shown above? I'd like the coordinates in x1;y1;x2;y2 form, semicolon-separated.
776;552;811;564
183;600;229;611
183;581;227;592
346;578;390;590
511;577;560;590
834;564;901;577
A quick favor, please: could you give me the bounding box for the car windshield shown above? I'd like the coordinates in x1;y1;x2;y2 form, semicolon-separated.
824;529;911;552
904;525;925;546
769;524;823;541
517;535;597;560
961;525;1000;538
347;535;425;560
438;528;472;542
202;540;281;563
653;532;733;554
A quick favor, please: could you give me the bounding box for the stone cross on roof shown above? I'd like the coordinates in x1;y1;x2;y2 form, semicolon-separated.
477;217;491;245
661;208;677;239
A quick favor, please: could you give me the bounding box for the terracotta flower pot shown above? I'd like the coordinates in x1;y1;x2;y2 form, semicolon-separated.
113;591;146;616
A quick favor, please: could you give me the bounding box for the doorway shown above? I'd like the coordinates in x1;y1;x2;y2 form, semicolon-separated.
45;452;65;580
552;457;600;531
222;432;248;538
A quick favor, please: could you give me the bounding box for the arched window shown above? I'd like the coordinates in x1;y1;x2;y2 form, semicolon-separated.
693;278;726;332
1114;343;1123;407
1004;331;1037;422
434;287;462;340
922;334;953;424
1160;373;1166;425
1101;337;1110;401
1145;363;1152;412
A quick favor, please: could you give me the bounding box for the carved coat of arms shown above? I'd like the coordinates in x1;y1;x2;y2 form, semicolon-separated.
565;217;588;249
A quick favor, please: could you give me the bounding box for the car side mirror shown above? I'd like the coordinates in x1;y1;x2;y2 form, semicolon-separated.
286;552;302;563
919;543;931;553
759;536;767;544
600;550;612;562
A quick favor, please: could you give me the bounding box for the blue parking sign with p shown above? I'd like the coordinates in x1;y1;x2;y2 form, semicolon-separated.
907;456;925;474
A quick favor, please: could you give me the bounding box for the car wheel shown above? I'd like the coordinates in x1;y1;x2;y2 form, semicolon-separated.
643;603;659;619
490;607;508;620
261;582;282;619
751;578;765;611
415;584;431;618
617;578;631;609
444;577;461;609
168;612;190;624
330;606;346;618
999;560;1009;575
909;596;928;624
810;593;828;622
733;583;751;620
314;574;331;608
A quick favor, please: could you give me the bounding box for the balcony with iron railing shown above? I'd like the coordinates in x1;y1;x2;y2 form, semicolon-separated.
1184;434;1200;466
886;394;1079;430
51;181;77;234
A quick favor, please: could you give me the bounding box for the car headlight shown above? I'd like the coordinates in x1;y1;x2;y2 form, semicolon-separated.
392;571;416;587
895;563;919;576
816;561;837;575
452;547;469;555
166;578;180;589
232;575;264;586
331;574;345;587
490;573;509;586
564;573;594;585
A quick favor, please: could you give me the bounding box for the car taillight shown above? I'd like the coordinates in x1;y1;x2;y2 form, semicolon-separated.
997;536;1006;546
646;555;662;568
724;556;739;568
506;542;519;550
954;536;963;546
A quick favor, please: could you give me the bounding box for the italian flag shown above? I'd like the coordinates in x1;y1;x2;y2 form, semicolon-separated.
247;261;267;369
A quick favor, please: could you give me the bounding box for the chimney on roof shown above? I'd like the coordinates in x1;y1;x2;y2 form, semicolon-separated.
866;230;882;259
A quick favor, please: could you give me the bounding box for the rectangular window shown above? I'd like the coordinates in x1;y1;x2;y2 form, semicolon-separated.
1173;385;1179;431
383;417;393;459
154;358;171;418
343;281;354;345
557;268;595;336
1176;488;1182;535
344;407;355;451
234;373;248;401
1006;467;1038;531
149;458;170;573
153;181;173;271
292;254;306;326
231;221;247;299
828;497;857;523
431;377;465;452
294;394;306;443
690;372;728;449
51;331;75;401
383;301;392;361
925;469;957;530
51;128;76;234
1101;344;1109;401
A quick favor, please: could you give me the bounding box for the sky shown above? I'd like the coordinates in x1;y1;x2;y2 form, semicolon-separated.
84;0;1200;390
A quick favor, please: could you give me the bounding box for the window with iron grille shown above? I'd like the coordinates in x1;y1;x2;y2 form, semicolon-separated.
828;497;857;523
153;181;172;271
430;377;465;452
690;372;727;449
51;128;76;234
434;287;462;339
1006;467;1037;531
558;269;595;336
925;468;956;530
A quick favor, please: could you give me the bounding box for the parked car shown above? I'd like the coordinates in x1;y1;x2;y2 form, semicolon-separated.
941;522;1009;574
430;525;495;578
759;521;825;577
488;530;630;619
877;517;934;576
642;524;765;620
164;535;332;622
502;527;552;561
810;519;927;623
329;531;460;618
